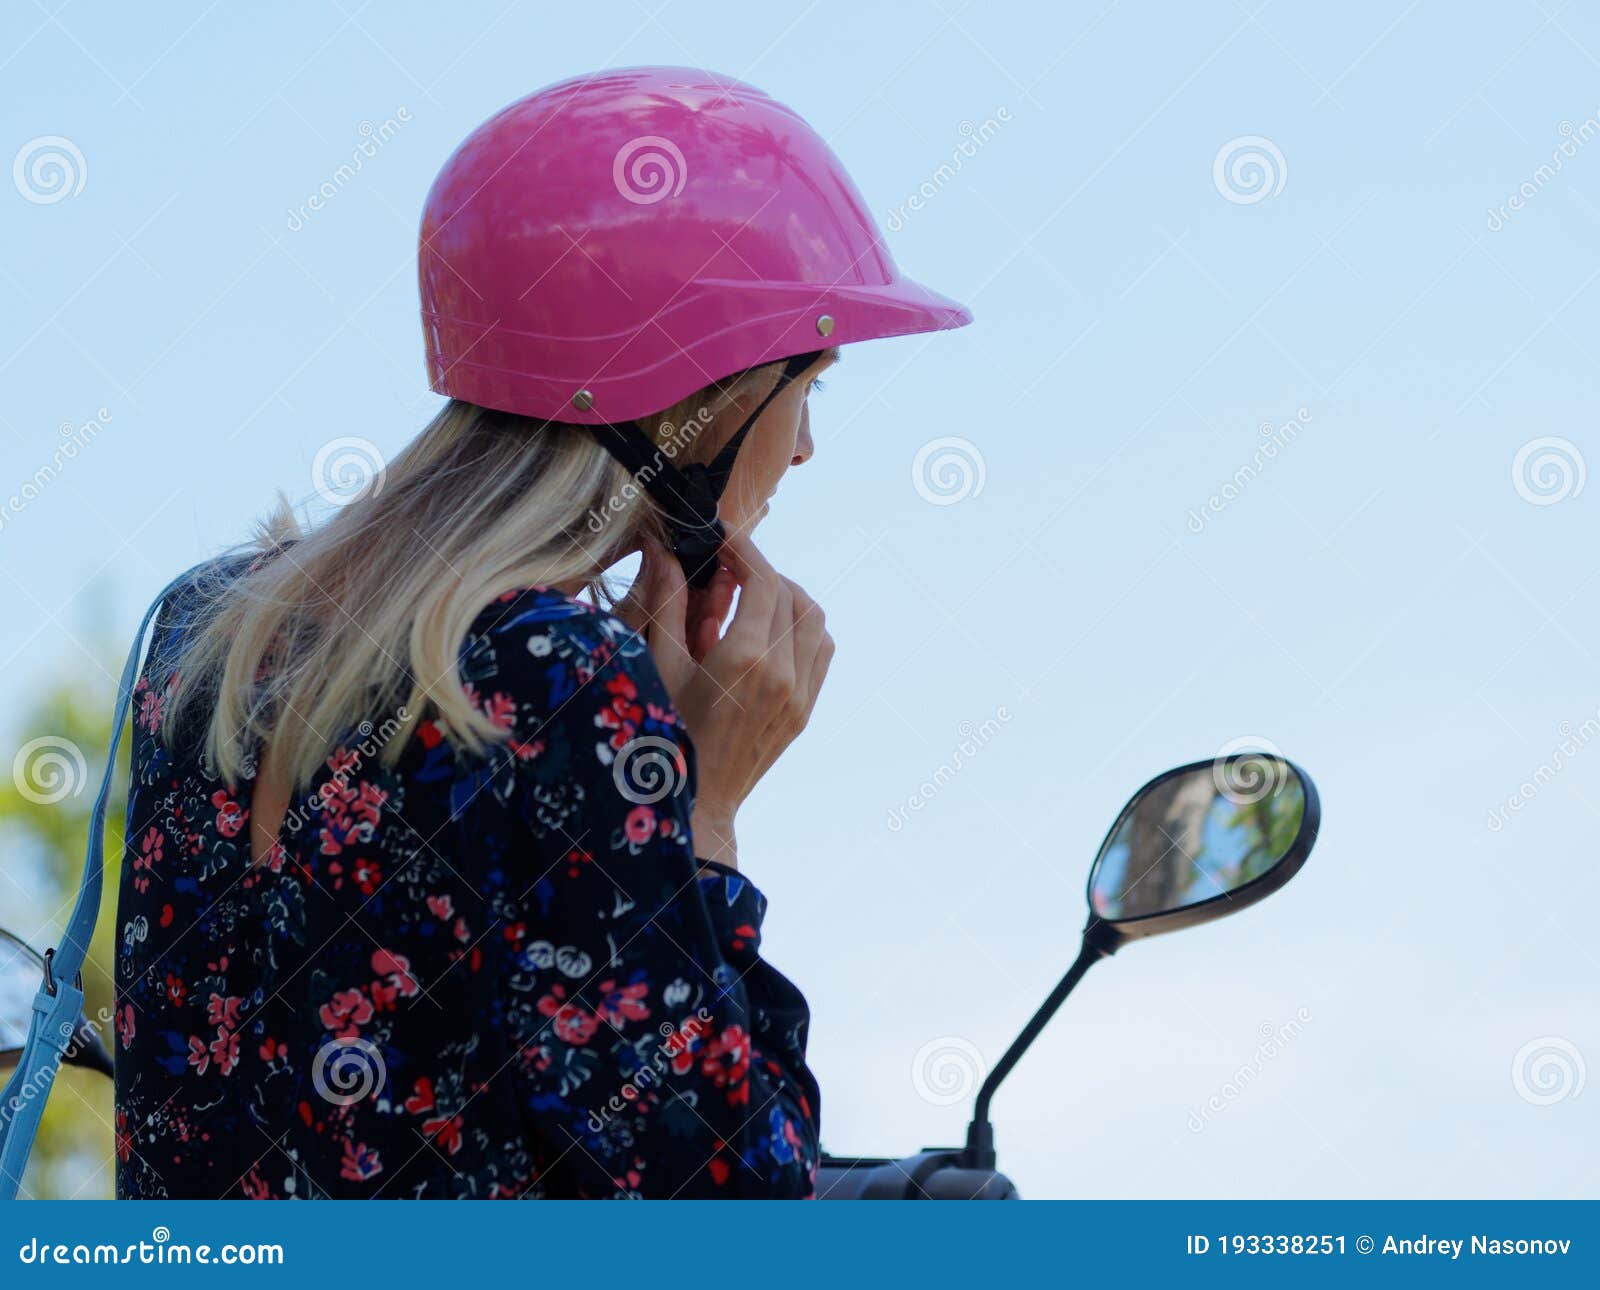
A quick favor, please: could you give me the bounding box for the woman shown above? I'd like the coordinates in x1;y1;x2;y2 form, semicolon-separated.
112;67;970;1199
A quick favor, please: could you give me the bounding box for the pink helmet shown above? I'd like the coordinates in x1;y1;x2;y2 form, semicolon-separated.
418;66;972;582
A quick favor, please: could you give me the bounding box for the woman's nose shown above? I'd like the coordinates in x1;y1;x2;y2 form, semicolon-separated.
792;409;814;467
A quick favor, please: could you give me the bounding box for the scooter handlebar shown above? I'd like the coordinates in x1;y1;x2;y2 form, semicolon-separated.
815;1150;1019;1200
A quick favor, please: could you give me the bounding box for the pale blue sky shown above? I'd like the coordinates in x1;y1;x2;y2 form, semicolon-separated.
3;1;1598;1197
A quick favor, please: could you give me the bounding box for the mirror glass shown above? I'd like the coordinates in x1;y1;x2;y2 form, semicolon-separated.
1089;755;1306;922
0;929;115;1077
0;930;45;1070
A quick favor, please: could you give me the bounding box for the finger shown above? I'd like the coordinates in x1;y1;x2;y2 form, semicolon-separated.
722;571;793;700
719;532;783;650
700;564;737;634
691;611;720;664
641;537;692;681
686;565;736;663
799;628;834;726
753;585;817;736
789;588;826;686
716;528;770;582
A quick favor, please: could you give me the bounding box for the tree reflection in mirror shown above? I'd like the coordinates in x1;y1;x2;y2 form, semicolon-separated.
1089;756;1306;922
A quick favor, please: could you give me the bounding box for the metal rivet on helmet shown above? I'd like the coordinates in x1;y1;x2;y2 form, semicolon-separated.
572;390;594;412
816;315;835;337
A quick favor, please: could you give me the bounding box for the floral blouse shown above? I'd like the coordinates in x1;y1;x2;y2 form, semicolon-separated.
113;570;820;1198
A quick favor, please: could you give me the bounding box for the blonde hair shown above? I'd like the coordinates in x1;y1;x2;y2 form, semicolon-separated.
162;369;776;791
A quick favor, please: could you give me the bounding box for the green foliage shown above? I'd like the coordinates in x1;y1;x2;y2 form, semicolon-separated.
1227;778;1305;866
1;647;126;1199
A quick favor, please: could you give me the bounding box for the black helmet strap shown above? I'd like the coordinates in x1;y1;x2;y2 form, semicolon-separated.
590;350;819;589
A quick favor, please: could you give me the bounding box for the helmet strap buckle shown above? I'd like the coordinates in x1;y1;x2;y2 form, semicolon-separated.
592;350;822;590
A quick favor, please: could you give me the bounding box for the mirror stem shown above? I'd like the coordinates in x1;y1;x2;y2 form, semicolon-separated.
963;930;1115;1169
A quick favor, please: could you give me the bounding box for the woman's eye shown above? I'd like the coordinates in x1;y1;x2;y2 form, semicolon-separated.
809;378;826;395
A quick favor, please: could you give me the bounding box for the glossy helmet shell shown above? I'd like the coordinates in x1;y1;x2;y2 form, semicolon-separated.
419;66;972;424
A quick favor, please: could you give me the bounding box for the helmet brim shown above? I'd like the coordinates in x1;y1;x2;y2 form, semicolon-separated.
425;274;972;425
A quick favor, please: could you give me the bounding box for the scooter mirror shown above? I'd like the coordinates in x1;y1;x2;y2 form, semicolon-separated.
962;754;1319;1172
1085;753;1318;947
0;928;115;1080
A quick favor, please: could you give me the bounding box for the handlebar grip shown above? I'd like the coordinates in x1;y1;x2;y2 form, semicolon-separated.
815;1151;1019;1199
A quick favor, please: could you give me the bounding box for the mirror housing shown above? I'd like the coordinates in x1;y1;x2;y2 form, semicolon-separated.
1084;753;1319;951
0;930;114;1080
962;752;1319;1171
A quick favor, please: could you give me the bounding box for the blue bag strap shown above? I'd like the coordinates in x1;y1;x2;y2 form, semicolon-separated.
0;564;205;1200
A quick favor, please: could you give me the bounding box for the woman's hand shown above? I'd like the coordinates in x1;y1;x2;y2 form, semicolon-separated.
617;533;834;867
613;540;737;665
